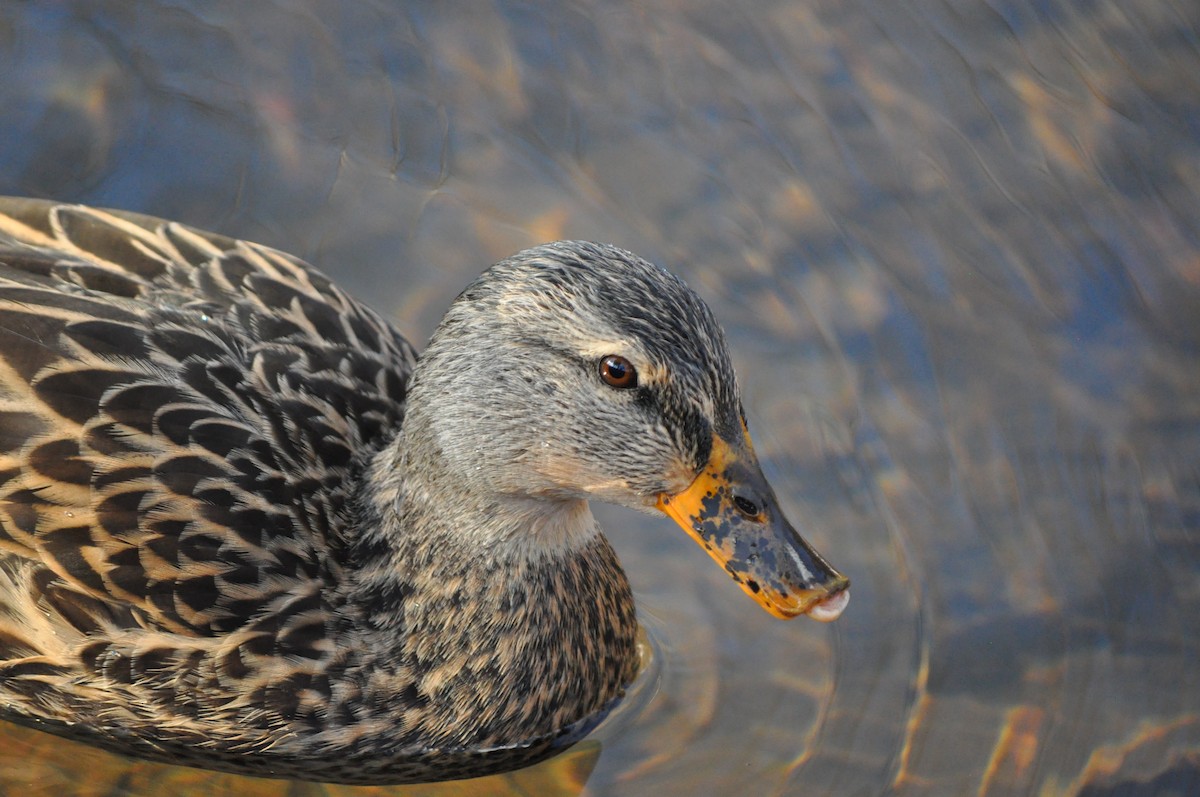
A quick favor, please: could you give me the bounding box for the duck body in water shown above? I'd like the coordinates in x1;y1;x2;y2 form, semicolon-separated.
0;198;847;784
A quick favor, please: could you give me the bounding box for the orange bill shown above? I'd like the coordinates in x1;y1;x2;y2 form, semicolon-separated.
656;430;849;621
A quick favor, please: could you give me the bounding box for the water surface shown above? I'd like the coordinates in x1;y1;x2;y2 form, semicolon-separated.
1;1;1198;794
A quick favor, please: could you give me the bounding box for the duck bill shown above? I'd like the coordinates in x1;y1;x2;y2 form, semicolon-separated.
656;431;849;621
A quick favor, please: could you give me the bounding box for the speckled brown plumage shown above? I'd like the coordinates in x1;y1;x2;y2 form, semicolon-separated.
0;198;846;784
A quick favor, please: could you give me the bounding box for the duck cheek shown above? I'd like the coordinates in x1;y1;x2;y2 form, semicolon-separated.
527;449;627;503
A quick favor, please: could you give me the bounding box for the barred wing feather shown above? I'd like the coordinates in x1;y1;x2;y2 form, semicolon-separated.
0;200;415;647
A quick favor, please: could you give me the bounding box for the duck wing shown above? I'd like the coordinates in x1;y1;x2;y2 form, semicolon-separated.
0;199;416;642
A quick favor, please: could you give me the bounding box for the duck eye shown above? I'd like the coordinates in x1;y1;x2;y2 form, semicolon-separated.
599;355;638;389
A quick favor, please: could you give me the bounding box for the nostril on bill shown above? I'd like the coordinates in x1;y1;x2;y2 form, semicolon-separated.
732;494;760;518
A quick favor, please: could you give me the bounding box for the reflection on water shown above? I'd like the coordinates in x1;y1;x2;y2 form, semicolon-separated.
1;0;1198;794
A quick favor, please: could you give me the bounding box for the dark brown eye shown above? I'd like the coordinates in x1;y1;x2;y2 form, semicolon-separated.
599;355;638;389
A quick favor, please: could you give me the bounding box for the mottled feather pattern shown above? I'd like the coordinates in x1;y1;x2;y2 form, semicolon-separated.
0;202;413;629
0;200;434;777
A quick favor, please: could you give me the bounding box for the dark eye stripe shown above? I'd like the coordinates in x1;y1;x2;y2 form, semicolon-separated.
599;355;637;389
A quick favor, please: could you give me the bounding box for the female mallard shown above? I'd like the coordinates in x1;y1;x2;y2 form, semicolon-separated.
0;198;848;784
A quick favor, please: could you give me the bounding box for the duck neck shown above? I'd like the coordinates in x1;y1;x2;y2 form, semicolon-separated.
350;422;607;607
342;423;640;749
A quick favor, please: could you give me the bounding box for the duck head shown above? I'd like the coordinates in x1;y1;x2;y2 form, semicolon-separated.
405;241;848;621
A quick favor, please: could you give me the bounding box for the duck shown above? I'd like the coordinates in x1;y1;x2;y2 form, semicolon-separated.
0;197;848;784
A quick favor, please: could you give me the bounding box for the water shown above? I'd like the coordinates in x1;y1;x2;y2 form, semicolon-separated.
1;1;1198;794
